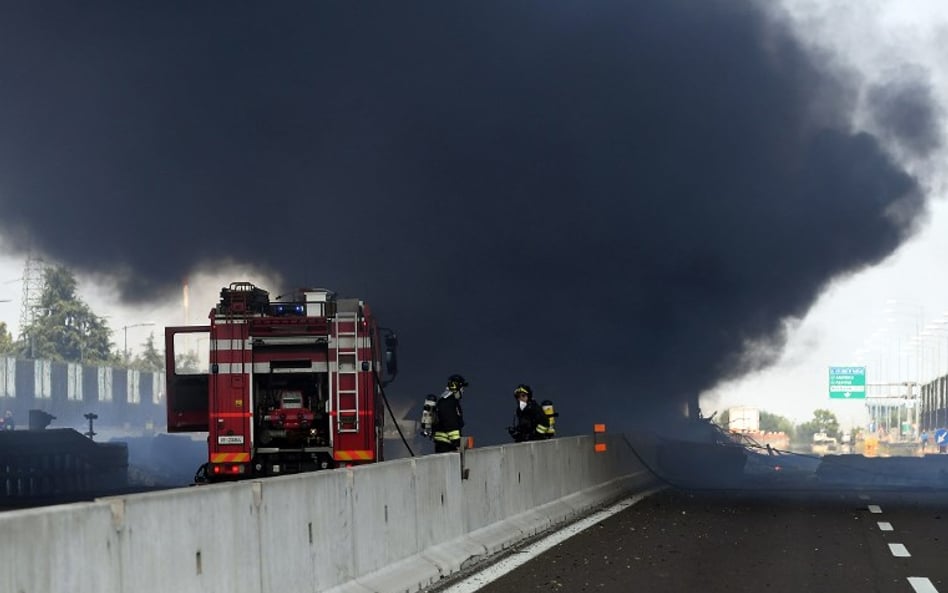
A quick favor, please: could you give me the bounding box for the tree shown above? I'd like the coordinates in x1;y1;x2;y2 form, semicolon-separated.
760;411;794;435
131;332;164;372
0;322;13;355
796;409;841;442
174;350;202;374
18;265;114;363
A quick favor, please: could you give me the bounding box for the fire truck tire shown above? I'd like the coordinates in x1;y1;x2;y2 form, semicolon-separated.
193;463;210;484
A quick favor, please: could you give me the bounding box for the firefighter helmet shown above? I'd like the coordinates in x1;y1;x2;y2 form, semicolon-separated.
513;384;533;399
447;374;468;390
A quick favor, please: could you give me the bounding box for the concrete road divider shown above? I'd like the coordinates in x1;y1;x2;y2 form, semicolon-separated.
0;435;655;593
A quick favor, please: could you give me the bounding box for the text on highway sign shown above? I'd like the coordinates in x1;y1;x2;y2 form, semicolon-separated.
828;366;866;399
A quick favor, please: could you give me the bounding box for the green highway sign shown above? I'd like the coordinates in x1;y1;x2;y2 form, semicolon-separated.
828;366;866;399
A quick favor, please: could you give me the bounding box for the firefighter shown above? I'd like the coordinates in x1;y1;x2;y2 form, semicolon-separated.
432;374;467;453
508;384;550;442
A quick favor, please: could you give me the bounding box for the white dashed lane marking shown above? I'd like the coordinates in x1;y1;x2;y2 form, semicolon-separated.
860;499;936;593
889;543;911;557
908;577;939;593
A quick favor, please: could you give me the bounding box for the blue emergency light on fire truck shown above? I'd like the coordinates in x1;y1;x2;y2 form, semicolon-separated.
164;282;398;482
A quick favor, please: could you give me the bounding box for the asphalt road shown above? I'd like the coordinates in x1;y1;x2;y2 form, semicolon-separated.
465;488;948;593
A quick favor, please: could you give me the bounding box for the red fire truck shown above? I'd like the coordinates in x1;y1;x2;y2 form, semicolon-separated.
164;282;398;481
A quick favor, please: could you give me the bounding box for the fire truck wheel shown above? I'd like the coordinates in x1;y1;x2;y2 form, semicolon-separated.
193;463;209;484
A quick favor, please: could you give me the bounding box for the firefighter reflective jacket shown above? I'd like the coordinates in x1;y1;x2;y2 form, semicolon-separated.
433;390;464;445
513;399;550;441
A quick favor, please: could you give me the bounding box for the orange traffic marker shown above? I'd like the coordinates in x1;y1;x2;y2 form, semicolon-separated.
593;423;607;452
466;436;475;449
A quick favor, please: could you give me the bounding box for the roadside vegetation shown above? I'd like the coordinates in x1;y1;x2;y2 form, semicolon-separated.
0;264;163;371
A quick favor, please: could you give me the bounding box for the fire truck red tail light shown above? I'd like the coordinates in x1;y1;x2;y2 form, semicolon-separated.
210;464;245;475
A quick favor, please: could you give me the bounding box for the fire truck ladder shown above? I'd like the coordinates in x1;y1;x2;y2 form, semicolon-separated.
334;310;360;434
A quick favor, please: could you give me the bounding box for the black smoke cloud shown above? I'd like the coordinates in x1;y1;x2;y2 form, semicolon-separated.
0;1;939;443
867;70;943;158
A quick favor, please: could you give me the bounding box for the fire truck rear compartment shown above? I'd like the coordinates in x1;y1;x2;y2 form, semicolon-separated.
252;366;334;474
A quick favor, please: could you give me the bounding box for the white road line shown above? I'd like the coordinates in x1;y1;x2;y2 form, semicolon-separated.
438;489;662;593
908;577;939;593
858;494;870;500
878;522;893;531
868;504;883;514
889;543;911;557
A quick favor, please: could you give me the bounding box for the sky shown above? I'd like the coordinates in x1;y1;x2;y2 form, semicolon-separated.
0;0;946;442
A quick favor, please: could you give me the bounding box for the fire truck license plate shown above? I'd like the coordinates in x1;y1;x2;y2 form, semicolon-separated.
218;435;244;445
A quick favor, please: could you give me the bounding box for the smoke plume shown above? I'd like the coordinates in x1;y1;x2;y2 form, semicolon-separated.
0;1;940;443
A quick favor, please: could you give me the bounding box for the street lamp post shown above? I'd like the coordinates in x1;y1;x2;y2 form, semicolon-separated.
123;322;156;360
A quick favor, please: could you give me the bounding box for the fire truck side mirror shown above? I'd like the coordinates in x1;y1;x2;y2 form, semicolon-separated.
384;333;399;377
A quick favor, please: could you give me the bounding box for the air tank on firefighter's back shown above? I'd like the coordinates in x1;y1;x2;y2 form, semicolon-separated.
420;394;438;438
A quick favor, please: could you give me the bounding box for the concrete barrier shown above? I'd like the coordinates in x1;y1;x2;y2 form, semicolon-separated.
113;482;263;593
257;467;355;592
0;502;119;593
0;434;653;593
